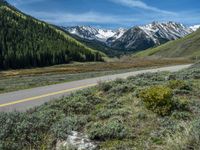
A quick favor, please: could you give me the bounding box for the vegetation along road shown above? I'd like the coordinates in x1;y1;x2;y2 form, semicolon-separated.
0;64;191;112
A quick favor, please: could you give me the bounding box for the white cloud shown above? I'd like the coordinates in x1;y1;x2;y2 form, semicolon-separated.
9;0;45;6
27;9;200;28
29;11;138;25
109;0;176;15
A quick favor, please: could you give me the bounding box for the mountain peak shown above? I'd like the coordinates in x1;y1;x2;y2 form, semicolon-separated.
111;21;193;51
65;26;121;42
65;21;196;52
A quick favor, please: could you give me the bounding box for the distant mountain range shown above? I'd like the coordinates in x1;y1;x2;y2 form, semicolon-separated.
64;26;127;43
65;22;199;52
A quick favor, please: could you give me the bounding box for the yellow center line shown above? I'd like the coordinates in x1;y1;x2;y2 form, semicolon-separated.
0;83;97;108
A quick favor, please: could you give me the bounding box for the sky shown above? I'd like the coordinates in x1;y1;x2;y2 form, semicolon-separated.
7;0;200;29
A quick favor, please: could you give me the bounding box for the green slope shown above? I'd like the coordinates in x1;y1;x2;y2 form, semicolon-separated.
135;28;200;59
0;1;105;69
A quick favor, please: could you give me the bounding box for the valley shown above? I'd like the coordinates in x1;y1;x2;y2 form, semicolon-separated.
0;0;200;149
0;57;191;94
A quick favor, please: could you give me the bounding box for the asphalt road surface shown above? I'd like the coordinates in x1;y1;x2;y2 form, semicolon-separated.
0;64;192;112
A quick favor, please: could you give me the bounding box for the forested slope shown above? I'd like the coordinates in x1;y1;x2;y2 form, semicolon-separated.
0;0;104;69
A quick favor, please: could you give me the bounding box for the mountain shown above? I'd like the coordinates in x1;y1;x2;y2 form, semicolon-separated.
0;1;105;69
106;28;127;45
65;26;127;56
190;25;200;31
111;22;193;51
135;28;200;58
64;26;118;42
67;34;128;57
66;22;194;53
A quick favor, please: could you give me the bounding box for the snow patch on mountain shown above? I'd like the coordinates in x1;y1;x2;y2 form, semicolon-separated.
65;26;121;42
111;21;194;51
95;29;116;41
65;22;199;52
138;22;192;44
65;26;126;43
190;25;200;31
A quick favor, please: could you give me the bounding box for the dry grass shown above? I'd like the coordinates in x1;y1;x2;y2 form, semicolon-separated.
0;57;191;78
0;57;192;94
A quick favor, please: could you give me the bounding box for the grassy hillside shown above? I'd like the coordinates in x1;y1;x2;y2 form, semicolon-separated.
1;63;200;149
0;1;105;69
135;28;200;59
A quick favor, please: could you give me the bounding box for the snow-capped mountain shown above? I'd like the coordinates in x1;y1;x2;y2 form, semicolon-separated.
190;25;200;31
65;22;197;52
111;22;193;51
107;28;127;44
65;26;120;42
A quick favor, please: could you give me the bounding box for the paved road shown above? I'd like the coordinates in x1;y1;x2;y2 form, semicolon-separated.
0;64;192;112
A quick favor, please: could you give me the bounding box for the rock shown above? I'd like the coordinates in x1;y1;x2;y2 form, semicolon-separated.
56;131;97;150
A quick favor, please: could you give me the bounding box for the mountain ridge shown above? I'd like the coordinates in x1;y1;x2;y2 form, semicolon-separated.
66;22;199;52
111;21;193;51
135;27;200;58
64;26;127;43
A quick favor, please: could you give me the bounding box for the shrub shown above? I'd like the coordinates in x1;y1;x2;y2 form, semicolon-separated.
165;119;200;150
62;95;94;115
109;83;135;95
114;78;125;84
171;111;191;120
168;80;192;91
97;108;131;119
173;97;190;111
168;80;186;89
87;118;129;141
139;85;174;116
106;98;124;109
0;112;54;150
98;82;113;92
0;87;4;91
51;116;88;140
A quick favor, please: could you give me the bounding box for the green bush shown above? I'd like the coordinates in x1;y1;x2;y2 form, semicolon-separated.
114;78;125;84
98;82;113;92
87;118;129;141
0;112;53;150
106;98;124;109
168;80;192;91
51;116;88;139
62;95;94;115
165;119;200;150
139;85;174;116
97;108;131;119
168;80;186;89
173;97;190;111
109;83;135;95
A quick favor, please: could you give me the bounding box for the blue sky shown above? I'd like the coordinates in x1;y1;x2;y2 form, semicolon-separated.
7;0;200;29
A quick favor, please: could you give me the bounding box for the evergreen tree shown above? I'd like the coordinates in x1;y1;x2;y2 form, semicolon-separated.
0;1;104;69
